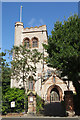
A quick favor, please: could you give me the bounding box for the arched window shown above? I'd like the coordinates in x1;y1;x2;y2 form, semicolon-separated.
29;81;33;90
23;38;30;48
32;37;38;48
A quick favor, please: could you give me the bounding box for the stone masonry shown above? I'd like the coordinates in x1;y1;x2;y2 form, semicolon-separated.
11;22;76;103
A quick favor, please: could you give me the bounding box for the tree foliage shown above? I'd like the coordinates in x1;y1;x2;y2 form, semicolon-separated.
43;14;80;95
0;51;25;115
0;51;11;114
10;45;42;91
2;65;11;94
0;51;11;94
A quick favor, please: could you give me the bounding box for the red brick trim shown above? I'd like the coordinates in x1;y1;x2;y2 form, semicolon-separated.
47;85;63;102
23;37;30;48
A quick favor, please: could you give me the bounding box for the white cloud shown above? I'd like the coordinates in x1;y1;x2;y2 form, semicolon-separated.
28;18;36;26
27;18;45;27
39;19;44;25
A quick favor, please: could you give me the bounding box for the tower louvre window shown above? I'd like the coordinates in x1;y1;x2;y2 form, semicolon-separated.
32;37;38;48
26;39;30;48
23;38;30;48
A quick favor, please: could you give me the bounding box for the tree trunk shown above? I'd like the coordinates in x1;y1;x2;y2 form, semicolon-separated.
23;66;27;114
72;79;80;96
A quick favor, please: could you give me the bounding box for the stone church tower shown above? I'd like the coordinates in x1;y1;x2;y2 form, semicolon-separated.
11;22;75;103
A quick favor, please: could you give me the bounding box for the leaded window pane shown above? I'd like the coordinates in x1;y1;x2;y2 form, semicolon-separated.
23;39;30;48
29;81;33;90
32;38;38;48
26;40;30;48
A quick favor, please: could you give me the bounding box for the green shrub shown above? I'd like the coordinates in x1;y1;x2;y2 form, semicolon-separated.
2;89;44;115
24;94;28;113
36;94;44;114
2;88;25;115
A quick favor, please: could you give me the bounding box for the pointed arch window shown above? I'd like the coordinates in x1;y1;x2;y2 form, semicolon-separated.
23;38;30;48
29;81;33;90
32;37;38;48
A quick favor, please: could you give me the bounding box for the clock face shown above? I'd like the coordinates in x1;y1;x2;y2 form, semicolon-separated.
30;97;33;102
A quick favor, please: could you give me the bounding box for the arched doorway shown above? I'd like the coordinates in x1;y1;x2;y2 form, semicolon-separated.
50;88;59;102
47;85;63;102
44;85;66;116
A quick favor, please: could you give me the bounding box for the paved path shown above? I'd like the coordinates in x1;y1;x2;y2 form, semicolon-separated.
1;116;80;120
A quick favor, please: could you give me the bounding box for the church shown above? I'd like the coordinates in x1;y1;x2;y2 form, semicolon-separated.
11;21;75;103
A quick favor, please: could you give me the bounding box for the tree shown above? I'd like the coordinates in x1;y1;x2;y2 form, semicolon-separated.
2;65;11;95
9;45;42;113
0;51;11;94
10;45;42;90
0;50;11;114
43;14;80;96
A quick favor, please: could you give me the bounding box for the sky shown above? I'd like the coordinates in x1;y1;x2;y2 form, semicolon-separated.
2;2;78;62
